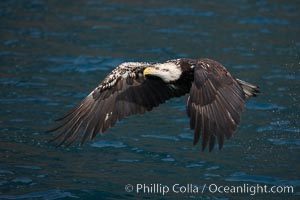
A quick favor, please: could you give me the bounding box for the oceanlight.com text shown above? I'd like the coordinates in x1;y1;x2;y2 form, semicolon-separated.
124;183;294;196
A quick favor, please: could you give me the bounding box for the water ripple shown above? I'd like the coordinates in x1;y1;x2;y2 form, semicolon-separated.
15;165;41;170
0;170;14;175
257;120;300;133
233;64;260;69
0;189;78;200
117;159;140;163
161;155;175;162
247;102;285;111
0;181;9;186
2;39;20;46
186;161;205;168
11;177;33;184
206;166;220;171
226;172;300;186
263;74;299;80
141;134;179;141
137;7;216;17
268;139;300;145
90;141;127;148
0;78;47;87
239;17;289;25
178;133;193;140
257;126;300;133
44;56;125;73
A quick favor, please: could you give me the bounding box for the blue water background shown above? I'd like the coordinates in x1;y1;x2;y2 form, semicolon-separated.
0;0;299;199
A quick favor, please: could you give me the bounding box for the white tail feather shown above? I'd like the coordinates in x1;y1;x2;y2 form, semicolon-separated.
236;78;260;98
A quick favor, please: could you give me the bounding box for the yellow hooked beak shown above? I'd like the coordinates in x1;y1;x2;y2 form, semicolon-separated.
143;67;156;76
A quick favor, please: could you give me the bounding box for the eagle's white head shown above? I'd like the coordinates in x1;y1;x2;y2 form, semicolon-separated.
143;62;182;83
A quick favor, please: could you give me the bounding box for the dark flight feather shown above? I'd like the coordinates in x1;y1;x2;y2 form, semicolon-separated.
48;58;259;151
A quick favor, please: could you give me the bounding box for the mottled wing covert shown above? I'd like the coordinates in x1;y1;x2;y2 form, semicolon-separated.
48;66;185;146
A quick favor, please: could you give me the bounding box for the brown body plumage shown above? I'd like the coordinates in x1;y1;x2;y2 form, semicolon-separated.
48;58;260;151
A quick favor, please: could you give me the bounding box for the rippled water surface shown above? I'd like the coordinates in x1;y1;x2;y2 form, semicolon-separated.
0;0;299;199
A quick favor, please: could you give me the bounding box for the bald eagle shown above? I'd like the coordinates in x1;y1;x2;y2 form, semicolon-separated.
48;58;259;151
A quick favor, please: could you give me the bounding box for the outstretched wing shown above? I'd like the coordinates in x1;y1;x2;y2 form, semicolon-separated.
48;66;186;147
186;59;246;151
